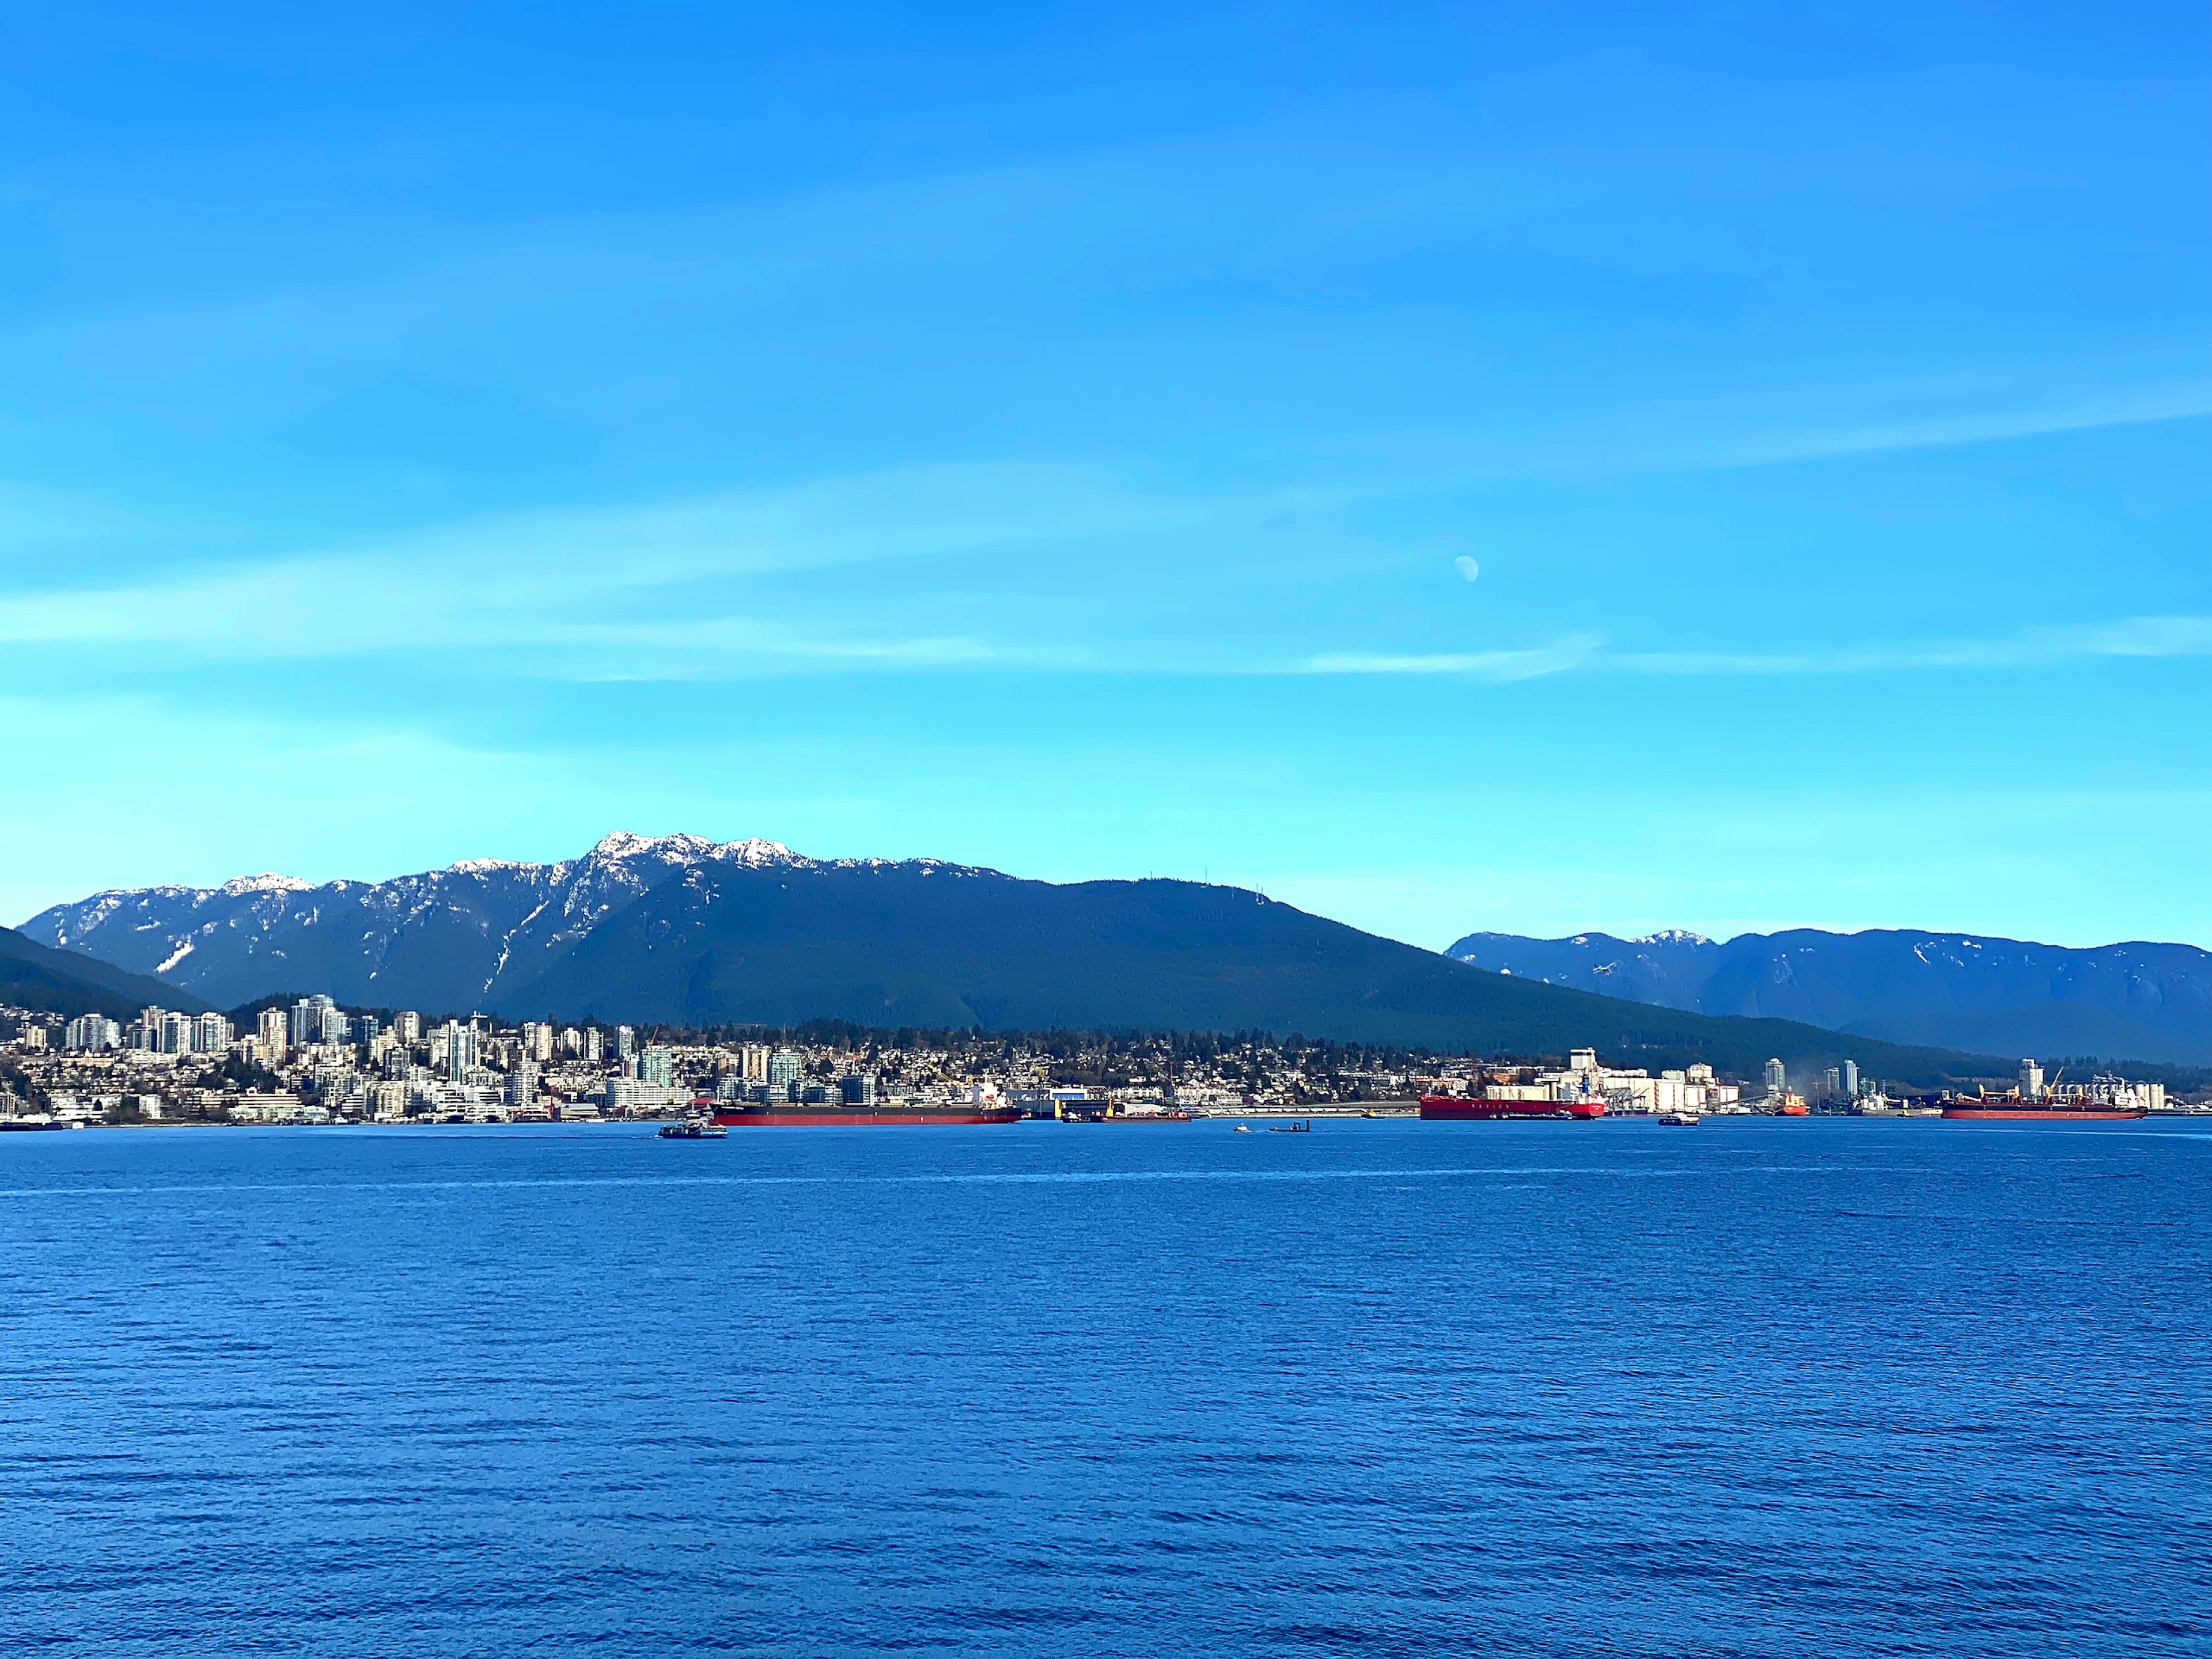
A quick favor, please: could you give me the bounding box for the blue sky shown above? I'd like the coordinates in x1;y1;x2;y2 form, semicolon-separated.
2;2;2206;948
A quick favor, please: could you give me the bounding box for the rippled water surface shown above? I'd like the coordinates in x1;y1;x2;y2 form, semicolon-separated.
2;1117;2206;1656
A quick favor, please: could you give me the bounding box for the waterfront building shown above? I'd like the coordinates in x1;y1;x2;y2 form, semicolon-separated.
1763;1058;1787;1096
840;1073;877;1105
1840;1060;1859;1099
639;1046;675;1088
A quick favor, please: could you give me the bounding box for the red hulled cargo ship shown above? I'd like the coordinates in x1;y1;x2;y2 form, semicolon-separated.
1419;1094;1605;1122
709;1103;1023;1127
1940;1104;2146;1122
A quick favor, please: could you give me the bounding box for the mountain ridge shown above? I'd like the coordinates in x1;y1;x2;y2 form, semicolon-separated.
22;834;2015;1085
1447;927;2211;1064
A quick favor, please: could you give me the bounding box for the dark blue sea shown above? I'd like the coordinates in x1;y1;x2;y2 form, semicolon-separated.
2;1117;2206;1657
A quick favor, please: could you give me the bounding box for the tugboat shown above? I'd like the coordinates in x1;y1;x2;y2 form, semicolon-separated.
1654;1110;1702;1127
657;1117;728;1139
1267;1119;1313;1134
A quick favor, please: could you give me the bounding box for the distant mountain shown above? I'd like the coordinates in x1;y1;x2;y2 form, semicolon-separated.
24;834;1998;1085
0;925;213;1021
1446;929;2212;1065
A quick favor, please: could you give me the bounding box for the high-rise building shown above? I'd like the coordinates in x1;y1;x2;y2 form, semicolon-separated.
439;1020;480;1082
840;1073;877;1105
1839;1060;1859;1099
521;1022;554;1063
64;1014;121;1052
291;995;326;1047
2019;1059;2044;1101
351;1013;380;1045
393;1010;422;1044
1762;1058;1787;1097
739;1044;770;1083
616;1025;636;1062
508;1059;539;1109
160;1010;194;1055
194;1012;233;1053
257;1006;290;1058
1821;1067;1842;1099
639;1046;675;1088
768;1048;801;1089
584;1026;603;1063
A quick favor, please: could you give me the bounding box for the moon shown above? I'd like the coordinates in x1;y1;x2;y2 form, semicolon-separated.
1454;556;1480;582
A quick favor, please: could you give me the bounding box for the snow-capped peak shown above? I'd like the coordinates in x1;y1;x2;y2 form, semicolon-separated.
587;832;807;868
220;873;314;897
1634;929;1713;946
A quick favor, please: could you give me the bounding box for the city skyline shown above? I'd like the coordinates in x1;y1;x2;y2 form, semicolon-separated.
3;4;2206;949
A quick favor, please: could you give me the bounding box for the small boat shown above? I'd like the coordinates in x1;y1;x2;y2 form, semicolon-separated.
658;1119;728;1139
1233;1124;1253;1133
1267;1119;1313;1134
1655;1111;1702;1127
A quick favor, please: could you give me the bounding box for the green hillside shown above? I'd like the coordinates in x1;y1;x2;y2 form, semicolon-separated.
0;926;214;1021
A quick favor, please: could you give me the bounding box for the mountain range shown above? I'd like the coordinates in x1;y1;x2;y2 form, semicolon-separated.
20;833;2008;1085
1446;929;2211;1065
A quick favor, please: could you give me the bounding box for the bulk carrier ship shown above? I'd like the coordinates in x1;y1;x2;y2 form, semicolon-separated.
1941;1066;2152;1121
709;1101;1022;1127
1940;1101;2146;1122
1419;1094;1605;1122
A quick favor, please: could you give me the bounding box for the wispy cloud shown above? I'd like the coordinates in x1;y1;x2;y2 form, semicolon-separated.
1292;616;2212;680
1695;382;2212;471
0;459;1248;671
1300;635;1604;681
1610;615;2212;675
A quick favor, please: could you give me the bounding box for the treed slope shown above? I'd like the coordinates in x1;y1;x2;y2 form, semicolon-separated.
1446;927;2212;1064
0;926;213;1021
498;864;2001;1085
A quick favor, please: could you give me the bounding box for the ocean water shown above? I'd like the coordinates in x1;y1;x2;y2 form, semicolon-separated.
1;1116;2205;1657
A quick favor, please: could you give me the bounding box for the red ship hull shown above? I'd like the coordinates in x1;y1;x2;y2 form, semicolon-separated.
1419;1095;1605;1121
709;1105;1024;1127
1940;1105;2146;1121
